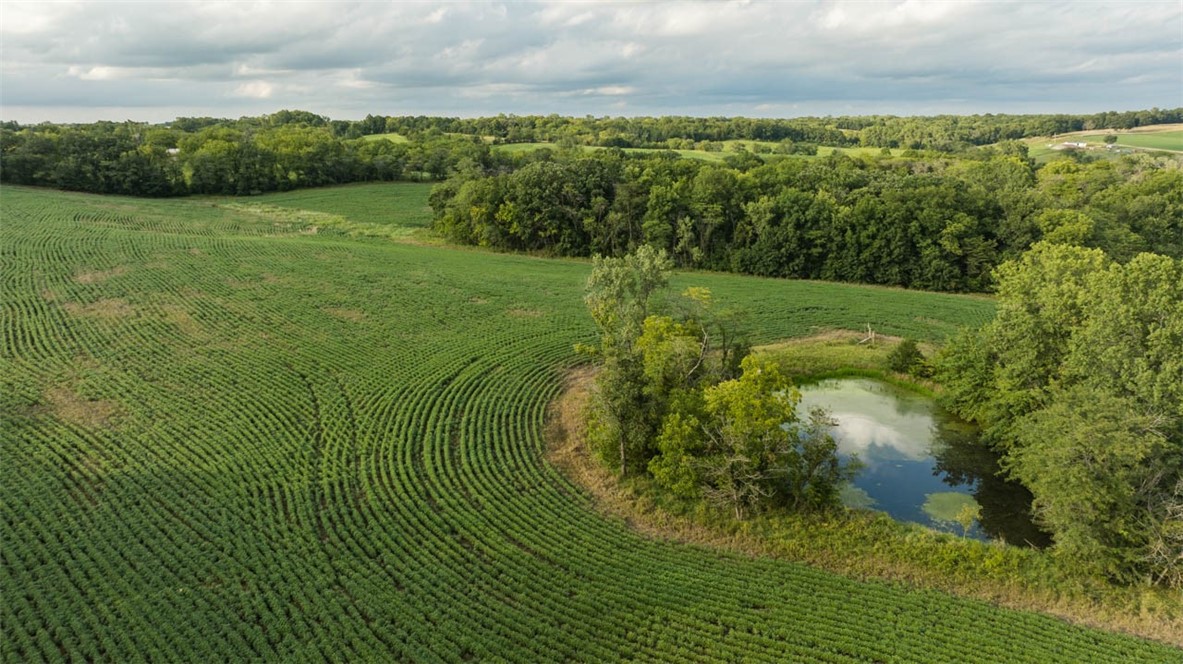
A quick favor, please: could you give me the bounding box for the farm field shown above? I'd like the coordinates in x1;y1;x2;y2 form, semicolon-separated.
1024;124;1183;161
1075;129;1183;152
2;184;1177;661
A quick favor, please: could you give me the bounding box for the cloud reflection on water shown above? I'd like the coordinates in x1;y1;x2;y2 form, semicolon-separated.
797;378;938;465
827;412;933;462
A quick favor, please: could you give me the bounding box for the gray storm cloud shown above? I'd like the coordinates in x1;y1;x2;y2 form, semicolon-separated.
2;1;1179;122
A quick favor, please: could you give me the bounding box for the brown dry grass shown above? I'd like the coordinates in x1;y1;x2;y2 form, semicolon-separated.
756;328;897;348
62;298;135;320
160;304;202;336
325;307;366;322
544;365;1183;647
43;386;119;429
74;266;128;285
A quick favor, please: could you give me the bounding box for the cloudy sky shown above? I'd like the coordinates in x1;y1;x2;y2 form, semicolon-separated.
2;1;1180;123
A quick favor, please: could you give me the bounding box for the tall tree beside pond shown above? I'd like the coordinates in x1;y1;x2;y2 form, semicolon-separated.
935;243;1183;586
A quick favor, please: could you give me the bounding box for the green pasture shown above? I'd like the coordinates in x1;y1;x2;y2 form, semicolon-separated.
1079;130;1183;152
231;182;436;228
1022;125;1183;163
2;184;1175;662
359;132;409;143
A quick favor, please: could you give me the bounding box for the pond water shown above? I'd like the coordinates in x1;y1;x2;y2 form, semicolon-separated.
796;378;1050;547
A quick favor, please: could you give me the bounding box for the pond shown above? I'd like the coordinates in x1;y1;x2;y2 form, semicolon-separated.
795;377;1050;547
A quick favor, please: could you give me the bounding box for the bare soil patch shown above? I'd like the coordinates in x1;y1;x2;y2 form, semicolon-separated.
62;298;135;320
74;265;128;285
43;386;119;429
325;307;366;322
161;304;202;336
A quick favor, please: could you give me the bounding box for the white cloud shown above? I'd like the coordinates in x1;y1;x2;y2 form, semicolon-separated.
233;81;274;99
582;86;635;97
67;66;126;81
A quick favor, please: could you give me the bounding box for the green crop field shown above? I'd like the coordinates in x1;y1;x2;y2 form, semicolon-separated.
2;184;1176;662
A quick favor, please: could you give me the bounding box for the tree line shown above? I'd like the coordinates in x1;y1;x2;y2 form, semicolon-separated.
381;108;1183;150
433;146;1181;292
0;117;496;196
4;107;1180;198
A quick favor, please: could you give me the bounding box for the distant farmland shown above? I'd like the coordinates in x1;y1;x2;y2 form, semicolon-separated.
3;184;1176;662
1090;129;1183;151
1025;124;1183;161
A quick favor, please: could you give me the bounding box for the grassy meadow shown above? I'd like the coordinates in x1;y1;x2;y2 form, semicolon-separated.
359;131;409;143
1081;129;1183;151
3;183;1179;661
234;182;435;227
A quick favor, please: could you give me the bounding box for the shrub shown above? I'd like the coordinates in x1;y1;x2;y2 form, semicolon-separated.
887;338;924;375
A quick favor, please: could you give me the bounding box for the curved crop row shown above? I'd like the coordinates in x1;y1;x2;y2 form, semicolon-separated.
1;185;1173;663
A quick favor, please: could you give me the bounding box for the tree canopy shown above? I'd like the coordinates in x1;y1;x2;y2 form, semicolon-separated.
433;145;1181;293
935;244;1183;586
582;248;853;518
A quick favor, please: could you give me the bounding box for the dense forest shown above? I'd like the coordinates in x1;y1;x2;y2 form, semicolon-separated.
433;147;1182;291
0;114;493;196
3;109;1180;293
384;108;1183;150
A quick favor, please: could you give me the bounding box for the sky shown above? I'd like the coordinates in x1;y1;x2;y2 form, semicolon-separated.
2;1;1181;124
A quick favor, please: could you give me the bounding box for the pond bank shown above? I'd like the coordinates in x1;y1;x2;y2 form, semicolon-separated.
546;331;1183;646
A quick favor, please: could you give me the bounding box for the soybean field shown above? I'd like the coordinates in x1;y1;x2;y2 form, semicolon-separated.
2;184;1175;662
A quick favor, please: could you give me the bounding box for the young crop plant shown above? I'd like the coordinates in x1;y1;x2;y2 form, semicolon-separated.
2;185;1175;661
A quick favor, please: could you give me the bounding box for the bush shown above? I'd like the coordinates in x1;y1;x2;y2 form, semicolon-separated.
887;338;924;375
